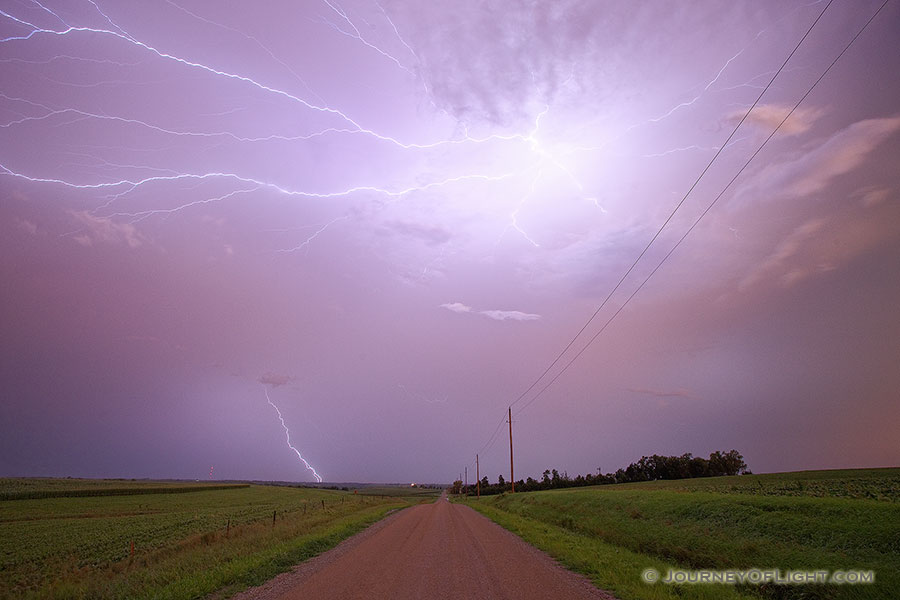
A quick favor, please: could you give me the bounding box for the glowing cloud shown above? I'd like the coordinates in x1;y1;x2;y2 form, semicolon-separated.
440;303;540;321
440;302;472;313
733;104;824;136
479;310;541;321
68;211;145;248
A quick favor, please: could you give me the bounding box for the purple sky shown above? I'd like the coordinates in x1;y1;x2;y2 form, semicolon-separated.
1;1;899;484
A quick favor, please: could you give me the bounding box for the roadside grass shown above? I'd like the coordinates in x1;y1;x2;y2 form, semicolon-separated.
0;481;407;599
459;469;899;600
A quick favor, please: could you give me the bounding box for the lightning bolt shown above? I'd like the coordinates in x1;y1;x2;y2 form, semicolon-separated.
278;215;350;254
320;0;415;75
0;6;533;152
264;387;323;483
0;1;809;265
500;168;543;248
0;1;600;257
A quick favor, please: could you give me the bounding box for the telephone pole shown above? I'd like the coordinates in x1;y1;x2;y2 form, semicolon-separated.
465;466;467;492
476;454;480;498
508;406;515;493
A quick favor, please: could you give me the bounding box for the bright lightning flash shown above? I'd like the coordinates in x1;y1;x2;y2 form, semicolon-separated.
264;387;323;483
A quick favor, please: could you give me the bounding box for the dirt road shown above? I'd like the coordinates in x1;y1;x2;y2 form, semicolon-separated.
237;495;615;600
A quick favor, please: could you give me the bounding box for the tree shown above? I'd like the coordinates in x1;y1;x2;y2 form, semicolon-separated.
450;480;462;495
702;450;746;476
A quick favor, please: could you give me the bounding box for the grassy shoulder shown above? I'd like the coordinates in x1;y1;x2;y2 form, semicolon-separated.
0;480;411;599
458;469;900;600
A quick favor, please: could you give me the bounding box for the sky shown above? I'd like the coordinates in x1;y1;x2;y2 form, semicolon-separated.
1;0;899;484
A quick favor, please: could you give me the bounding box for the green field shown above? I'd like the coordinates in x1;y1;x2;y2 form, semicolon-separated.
0;477;251;501
608;468;900;502
0;479;410;599
459;468;900;600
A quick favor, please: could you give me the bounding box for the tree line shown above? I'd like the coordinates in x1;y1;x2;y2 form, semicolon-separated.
450;450;748;496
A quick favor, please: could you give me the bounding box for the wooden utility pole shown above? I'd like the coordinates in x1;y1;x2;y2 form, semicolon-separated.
508;406;515;493
476;454;480;498
465;466;467;491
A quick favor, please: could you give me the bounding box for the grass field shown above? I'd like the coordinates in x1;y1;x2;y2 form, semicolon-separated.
0;479;411;599
609;468;900;502
459;468;900;600
0;477;250;501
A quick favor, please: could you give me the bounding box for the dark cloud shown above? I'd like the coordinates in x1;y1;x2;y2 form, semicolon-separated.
257;372;294;388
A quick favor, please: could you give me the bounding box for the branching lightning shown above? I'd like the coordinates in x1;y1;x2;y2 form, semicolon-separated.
0;0;796;269
264;387;323;483
0;0;842;483
0;0;784;251
278;215;349;254
0;0;801;251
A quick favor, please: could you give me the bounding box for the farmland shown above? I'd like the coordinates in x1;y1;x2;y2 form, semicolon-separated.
607;468;900;501
459;468;900;600
0;479;410;599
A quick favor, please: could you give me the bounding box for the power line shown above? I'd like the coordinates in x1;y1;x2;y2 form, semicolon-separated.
471;0;836;459
466;0;892;468
513;0;892;417
470;412;507;467
507;0;835;411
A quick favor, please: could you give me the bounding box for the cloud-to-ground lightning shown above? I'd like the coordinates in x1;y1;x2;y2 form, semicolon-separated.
2;0;896;495
264;387;322;483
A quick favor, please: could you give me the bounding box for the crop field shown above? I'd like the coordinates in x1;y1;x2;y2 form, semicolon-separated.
0;479;408;599
460;468;900;600
609;468;900;502
0;477;250;501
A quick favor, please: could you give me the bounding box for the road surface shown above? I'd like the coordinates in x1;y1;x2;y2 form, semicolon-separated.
237;495;616;600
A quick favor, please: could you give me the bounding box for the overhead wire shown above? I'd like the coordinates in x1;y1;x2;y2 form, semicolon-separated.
507;0;836;412
465;0;892;472
513;0;891;417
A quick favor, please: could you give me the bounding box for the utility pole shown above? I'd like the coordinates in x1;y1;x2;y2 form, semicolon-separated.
476;454;480;498
465;466;467;492
508;406;515;493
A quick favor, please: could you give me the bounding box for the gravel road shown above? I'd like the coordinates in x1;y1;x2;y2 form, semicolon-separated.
234;495;616;600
